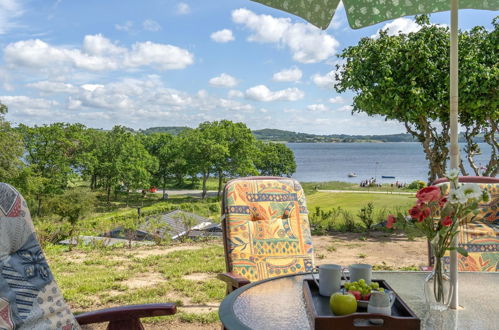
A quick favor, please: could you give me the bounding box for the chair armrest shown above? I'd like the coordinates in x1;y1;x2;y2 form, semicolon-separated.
217;272;250;289
75;303;176;325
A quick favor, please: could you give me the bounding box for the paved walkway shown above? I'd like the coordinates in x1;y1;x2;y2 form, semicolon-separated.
318;189;414;195
151;189;218;197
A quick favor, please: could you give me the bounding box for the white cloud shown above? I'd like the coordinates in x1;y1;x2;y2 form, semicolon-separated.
115;21;134;32
82;34;126;56
210;29;235;43
312;70;338;89
329;2;345;29
0;0;23;34
124;41;194;70
228;89;243;98
4;35;194;72
336;105;353;112
232;8;339;63
372;18;421;38
176;2;190;15
142;19;161;32
209;73;238;88
27;81;79;94
245;85;304;102
328;96;345;104
272;67;302;82
307;104;328;112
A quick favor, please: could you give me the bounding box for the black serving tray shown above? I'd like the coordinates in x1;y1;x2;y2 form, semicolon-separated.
303;279;420;329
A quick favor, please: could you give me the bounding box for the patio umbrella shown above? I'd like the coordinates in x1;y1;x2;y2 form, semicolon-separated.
250;0;499;309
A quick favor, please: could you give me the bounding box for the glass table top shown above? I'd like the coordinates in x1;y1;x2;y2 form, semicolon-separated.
219;271;499;330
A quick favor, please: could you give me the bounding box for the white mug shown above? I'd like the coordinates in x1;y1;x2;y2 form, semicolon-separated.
312;264;342;296
367;291;396;324
345;263;372;284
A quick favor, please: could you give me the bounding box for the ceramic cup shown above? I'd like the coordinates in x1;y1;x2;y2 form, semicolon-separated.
346;263;372;284
367;291;396;325
312;264;342;296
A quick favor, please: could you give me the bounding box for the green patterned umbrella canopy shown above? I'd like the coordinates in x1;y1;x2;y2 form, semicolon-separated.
251;0;499;30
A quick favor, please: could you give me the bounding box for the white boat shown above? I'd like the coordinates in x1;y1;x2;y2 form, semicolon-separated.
348;173;357;177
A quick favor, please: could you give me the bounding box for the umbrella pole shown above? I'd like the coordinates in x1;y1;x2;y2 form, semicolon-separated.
449;0;459;310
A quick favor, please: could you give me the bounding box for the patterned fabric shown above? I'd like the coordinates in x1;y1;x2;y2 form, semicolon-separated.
222;177;314;282
438;182;499;272
0;183;80;329
251;0;499;30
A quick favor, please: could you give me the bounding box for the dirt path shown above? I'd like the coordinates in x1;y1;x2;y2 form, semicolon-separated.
313;232;427;269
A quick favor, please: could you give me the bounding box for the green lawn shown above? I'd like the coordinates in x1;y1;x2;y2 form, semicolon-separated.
306;191;415;215
46;243;225;324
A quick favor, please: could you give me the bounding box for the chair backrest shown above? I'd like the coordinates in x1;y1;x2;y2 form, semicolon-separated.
434;177;499;272
0;183;80;329
221;177;314;282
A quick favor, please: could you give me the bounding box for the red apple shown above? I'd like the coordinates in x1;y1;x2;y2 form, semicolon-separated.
330;292;358;316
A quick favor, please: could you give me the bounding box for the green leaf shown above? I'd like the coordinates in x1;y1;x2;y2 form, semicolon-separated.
456;247;469;257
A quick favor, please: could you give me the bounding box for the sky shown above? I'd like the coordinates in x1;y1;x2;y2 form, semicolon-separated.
0;1;497;135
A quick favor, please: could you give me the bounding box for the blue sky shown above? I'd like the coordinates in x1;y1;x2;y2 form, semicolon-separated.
0;1;497;134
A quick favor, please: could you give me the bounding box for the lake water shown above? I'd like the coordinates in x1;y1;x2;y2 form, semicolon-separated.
287;142;493;183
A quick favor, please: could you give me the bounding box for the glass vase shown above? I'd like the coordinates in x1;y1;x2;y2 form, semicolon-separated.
424;251;453;311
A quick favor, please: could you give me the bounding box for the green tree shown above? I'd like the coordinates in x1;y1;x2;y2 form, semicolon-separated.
458;19;498;177
254;141;296;177
18;123;87;215
0;102;24;183
143;133;178;198
335;16;498;182
119;133;158;206
182;127;227;199
50;187;95;250
94;126;157;205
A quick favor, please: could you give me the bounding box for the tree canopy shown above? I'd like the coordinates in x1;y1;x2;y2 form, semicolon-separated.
335;15;498;181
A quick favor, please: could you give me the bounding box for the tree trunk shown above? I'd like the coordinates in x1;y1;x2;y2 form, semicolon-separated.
463;126;481;176
404;120;447;184
201;172;208;199
217;171;224;198
36;195;42;217
162;176;167;199
483;118;498;177
107;185;111;204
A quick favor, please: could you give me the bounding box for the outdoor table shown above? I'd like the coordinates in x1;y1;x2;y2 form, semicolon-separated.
219;272;499;330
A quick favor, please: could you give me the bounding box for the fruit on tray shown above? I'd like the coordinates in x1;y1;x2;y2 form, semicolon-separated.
330;292;358;316
344;280;384;301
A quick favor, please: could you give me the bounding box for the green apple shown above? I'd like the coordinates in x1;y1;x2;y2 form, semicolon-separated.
330;292;358;316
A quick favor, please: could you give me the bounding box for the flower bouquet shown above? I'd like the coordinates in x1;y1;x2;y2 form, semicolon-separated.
386;169;489;310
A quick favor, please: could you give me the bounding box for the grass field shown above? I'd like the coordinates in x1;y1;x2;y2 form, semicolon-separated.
305;191;415;215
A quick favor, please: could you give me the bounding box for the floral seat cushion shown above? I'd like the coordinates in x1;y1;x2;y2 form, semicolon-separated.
439;182;499;271
222;177;314;282
0;183;80;329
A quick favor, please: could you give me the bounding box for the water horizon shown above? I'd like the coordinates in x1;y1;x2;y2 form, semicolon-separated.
287;142;493;184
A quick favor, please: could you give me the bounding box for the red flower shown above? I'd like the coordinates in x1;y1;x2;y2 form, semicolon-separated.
439;197;448;208
416;186;441;203
386;214;396;229
441;216;452;227
409;206;422;219
418;207;431;222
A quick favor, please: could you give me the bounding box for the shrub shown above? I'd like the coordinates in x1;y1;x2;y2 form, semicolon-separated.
309;206;342;235
340;210;358;232
408;180;426;190
358;202;375;232
34;218;72;247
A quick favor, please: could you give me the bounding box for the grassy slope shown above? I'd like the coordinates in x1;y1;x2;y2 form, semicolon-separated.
46;243;225;324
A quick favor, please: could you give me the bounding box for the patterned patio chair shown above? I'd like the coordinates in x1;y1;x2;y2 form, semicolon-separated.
431;176;499;272
217;177;314;293
0;183;176;329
